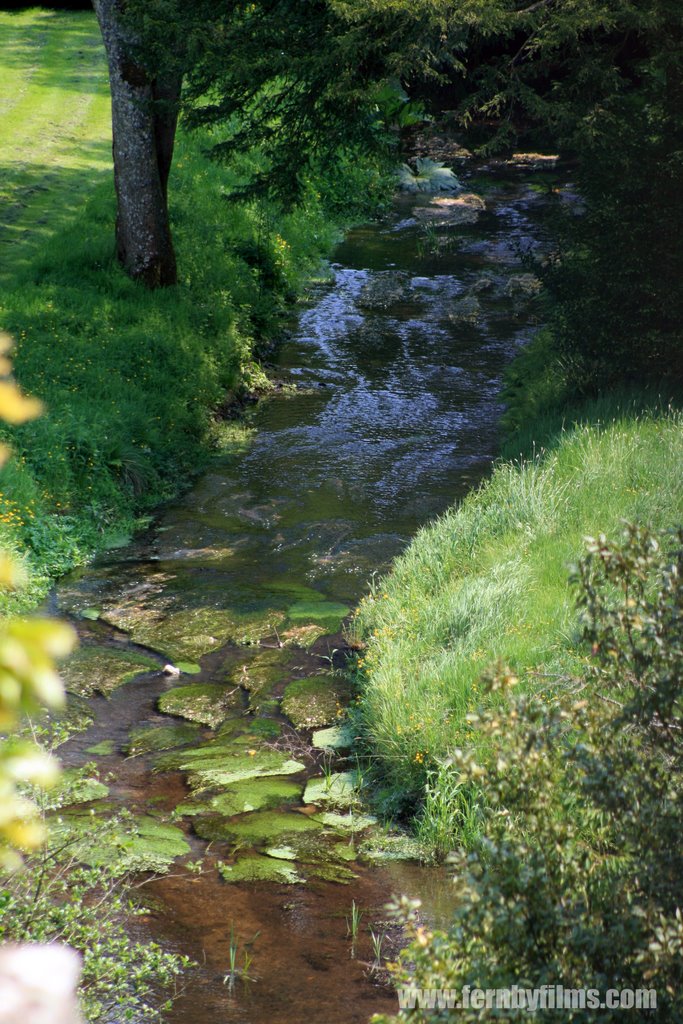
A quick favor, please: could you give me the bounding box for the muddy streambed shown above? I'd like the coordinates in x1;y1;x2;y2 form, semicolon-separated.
54;167;565;1024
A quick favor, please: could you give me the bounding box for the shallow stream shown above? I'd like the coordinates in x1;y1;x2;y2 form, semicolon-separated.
55;166;564;1024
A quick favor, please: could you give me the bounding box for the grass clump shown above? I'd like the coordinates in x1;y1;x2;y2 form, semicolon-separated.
354;405;683;818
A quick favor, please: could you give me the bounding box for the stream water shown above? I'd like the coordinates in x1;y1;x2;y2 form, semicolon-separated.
55;166;563;1024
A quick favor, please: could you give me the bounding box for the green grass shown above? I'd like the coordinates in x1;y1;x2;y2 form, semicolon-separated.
0;9;381;610
354;405;683;813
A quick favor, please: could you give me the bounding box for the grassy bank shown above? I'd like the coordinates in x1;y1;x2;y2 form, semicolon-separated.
0;9;388;611
354;403;683;826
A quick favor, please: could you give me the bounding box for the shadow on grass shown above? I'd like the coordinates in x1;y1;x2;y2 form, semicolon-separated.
0;10;105;95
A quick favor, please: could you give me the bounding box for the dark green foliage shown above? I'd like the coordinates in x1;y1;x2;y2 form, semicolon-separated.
375;525;683;1022
125;0;452;203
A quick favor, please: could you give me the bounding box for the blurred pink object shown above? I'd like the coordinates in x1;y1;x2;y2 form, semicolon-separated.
0;945;82;1024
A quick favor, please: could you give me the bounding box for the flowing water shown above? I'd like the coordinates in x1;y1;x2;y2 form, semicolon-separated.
55;168;564;1024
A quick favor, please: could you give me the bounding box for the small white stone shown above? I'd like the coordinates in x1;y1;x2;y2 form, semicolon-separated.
162;664;180;676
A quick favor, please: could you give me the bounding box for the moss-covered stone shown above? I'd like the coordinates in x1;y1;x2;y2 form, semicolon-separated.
62;646;158;697
359;833;425;862
156;741;306;791
85;740;116;756
218;854;303;884
194;809;321;844
280;624;328;649
281;674;350;729
303;772;359;809
54;812;190;873
312;810;378;832
175;777;302;818
311;724;355;750
126;722;202;756
103;604;287;661
158;683;241;727
287;600;350;634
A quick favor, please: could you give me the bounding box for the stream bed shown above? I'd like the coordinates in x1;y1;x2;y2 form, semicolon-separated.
54;165;564;1024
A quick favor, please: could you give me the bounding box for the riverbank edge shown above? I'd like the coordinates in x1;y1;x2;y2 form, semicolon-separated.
352;385;683;844
0;129;392;617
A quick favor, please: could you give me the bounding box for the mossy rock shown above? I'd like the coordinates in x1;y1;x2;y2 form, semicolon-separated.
55;812;190;874
280;624;328;649
287;600;350;634
126;722;202;756
62;646;158;697
231;648;294;711
303;771;359;809
158;683;241;728
312;810;378;833
218;854;303;884
176;777;302;818
105;604;287;661
85;740;116;756
156;741;306;791
311;724;355;750
359;833;425;862
263;832;358;884
51;769;109;807
281;674;350;729
194;809;321;844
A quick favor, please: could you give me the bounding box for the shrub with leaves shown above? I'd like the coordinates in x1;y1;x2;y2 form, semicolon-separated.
375;524;683;1022
397;159;461;194
0;332;76;869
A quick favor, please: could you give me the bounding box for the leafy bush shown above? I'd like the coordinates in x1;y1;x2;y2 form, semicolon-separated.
375;524;683;1022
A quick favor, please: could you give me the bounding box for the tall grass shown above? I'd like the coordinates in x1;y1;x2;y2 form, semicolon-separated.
354;407;683;815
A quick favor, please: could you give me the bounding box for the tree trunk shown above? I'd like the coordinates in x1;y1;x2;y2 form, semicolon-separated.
93;0;180;287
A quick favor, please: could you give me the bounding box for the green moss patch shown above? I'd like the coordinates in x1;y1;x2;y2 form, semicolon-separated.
281;674;350;729
287;600;350;633
176;777;302;818
158;683;241;727
194;808;321;844
126;722;202;756
311;724;355;750
156;741;306;791
54;812;190;873
303;771;359;809
218;854;303;884
62;646;158;697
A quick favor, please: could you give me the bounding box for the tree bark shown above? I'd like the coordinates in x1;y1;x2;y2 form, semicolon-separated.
93;0;180;287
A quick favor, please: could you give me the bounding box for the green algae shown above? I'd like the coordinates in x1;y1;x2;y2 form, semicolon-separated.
311;724;355;750
53;769;109;806
175;777;302;818
194;808;321;844
62;646;158;697
158;683;242;727
155;741;306;791
303;771;359;808
85;739;116;756
280;624;328;649
103;603;287;661
231;647;293;712
126;722;202;756
359;833;425;862
281;674;350;729
287;599;350;633
54;811;190;873
312;810;378;832
263;832;358;884
218;854;303;884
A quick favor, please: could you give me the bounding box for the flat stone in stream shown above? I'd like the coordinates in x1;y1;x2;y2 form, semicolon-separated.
194;808;321;844
286;598;350;634
281;673;351;729
413;192;485;226
158;682;242;728
218;854;303;884
126;721;202;756
175;777;303;818
103;603;287;661
154;740;306;791
53;811;190;874
61;646;158;697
